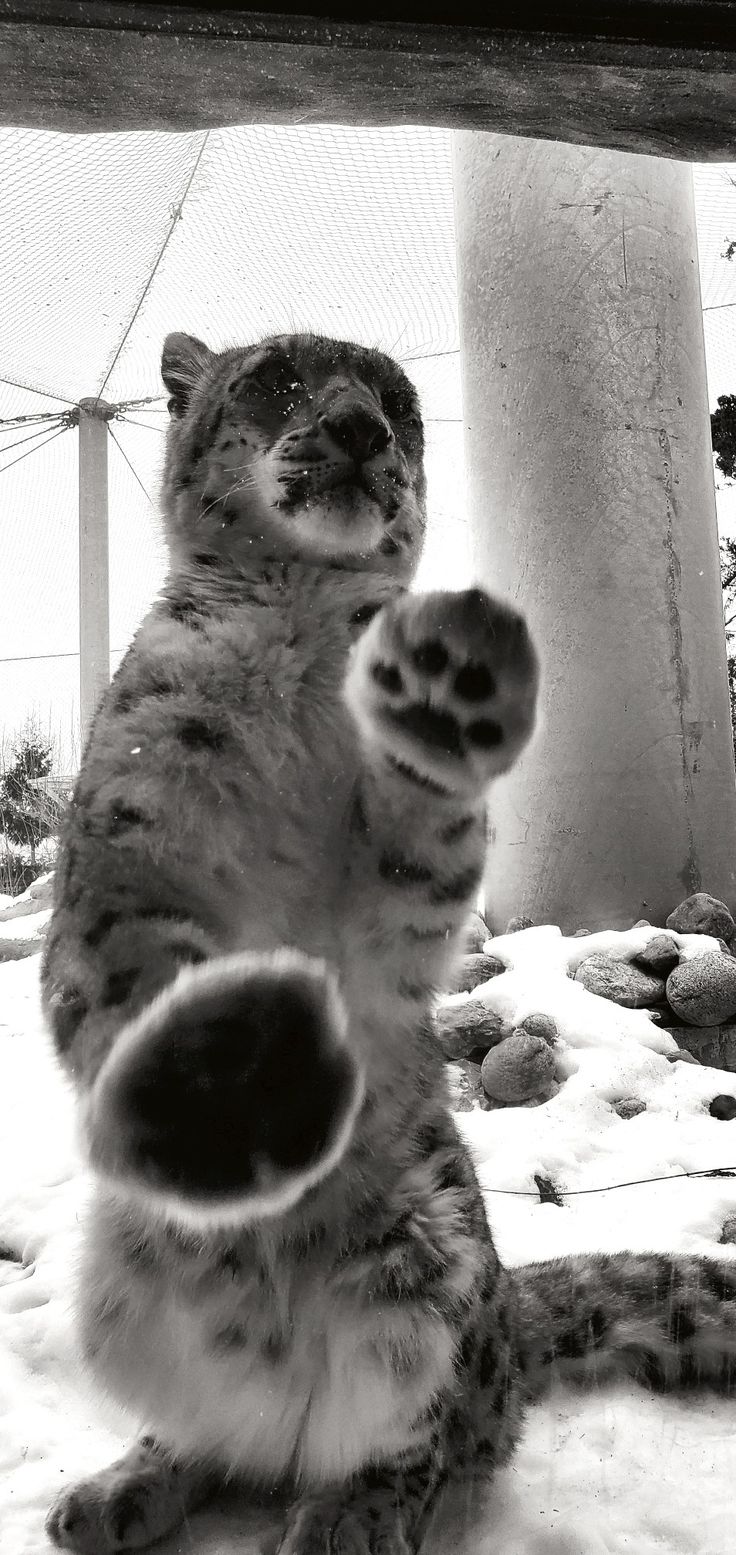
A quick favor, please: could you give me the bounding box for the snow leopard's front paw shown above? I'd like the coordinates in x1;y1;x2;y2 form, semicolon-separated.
83;950;363;1225
45;1439;208;1554
344;587;539;798
278;1493;412;1555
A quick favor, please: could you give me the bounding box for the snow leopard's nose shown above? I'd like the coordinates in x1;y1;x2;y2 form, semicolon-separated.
319;404;393;465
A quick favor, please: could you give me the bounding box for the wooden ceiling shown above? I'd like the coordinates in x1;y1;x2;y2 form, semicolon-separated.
0;1;734;158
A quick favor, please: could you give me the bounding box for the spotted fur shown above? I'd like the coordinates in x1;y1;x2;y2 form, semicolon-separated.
44;333;736;1555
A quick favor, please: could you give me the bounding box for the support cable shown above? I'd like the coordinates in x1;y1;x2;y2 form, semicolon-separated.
107;424;153;505
0;423;70;477
94;132;211;409
0;419;66;459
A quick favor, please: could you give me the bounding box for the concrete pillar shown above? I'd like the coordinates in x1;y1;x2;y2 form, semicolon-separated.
453;135;736;932
78;398;111;741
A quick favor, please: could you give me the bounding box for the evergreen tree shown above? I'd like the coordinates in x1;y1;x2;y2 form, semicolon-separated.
712;394;736;482
0;723;62;874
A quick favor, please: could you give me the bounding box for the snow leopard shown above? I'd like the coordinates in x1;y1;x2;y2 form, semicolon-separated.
43;331;736;1555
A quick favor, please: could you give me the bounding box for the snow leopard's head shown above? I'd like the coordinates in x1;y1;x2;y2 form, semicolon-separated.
161;330;427;579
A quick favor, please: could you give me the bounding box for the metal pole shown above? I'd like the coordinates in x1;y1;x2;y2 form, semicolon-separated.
78;398;112;744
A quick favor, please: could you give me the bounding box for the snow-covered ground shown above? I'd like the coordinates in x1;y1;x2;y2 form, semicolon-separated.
2;923;736;1555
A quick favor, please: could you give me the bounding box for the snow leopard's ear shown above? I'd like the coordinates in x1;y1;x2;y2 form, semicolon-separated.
161;333;213;415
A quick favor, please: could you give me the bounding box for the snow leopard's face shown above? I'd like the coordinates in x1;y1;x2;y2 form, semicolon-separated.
161;331;427;578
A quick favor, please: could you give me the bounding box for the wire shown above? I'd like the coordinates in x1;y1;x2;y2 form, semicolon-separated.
117;416;166;434
107;425;153;504
0;374;77;405
94;131;211;407
0;419;66;458
0;648;125;664
0;423;70;477
402;349;460;362
116;397;168;411
0;411;67;429
484;1166;736;1200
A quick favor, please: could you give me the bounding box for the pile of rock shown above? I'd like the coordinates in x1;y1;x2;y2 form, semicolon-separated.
0;873;54;961
441;891;736;1113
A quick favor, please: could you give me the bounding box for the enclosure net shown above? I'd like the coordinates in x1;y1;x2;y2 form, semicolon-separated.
0;127;734;772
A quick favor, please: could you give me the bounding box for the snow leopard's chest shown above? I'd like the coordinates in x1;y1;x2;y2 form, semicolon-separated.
83;1247;456;1487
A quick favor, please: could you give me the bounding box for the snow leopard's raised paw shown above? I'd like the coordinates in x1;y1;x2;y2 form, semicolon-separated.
344;587;539;798
83;950;363;1223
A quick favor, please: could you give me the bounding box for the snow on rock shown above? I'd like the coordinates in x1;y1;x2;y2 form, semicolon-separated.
0;872;55;922
2;927;736;1554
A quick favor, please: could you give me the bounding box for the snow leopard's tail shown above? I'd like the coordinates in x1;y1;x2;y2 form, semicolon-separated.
511;1250;736;1398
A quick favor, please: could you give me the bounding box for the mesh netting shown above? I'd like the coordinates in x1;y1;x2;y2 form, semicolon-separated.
0;131;733;770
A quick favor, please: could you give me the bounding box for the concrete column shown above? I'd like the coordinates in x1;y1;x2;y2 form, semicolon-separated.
78;398;111;741
453;134;736;932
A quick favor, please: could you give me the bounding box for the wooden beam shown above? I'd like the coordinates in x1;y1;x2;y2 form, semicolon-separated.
0;1;734;159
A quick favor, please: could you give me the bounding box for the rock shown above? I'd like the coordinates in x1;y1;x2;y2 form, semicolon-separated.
481;1031;555;1104
666;891;735;943
0;874;55;921
574;953;665;1008
709;1094;736;1120
666;1049;700;1065
633;919;651;928
0;937;43;962
614;1098;647;1119
719;1215;736;1245
454;953;506;994
517;1012;558;1046
663;1024;736;1071
634;934;680;976
447;1058;485;1112
506;915;534;934
572;928;592;937
434;999;506;1061
666;951;736;1026
464;911;491;954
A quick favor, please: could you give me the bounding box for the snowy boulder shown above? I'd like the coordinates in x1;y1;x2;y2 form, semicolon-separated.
0;937;43;962
709;1094;736;1120
666;891;735;944
0;871;55;921
518;1012;558;1046
506;915;534;933
574;952;665;1008
613;1098;647;1119
719;1215;736;1244
464;911;491;953
666;950;736;1026
446;1058;488;1112
454;952;506;994
634;933;680;976
434;997;506;1060
481;1029;555;1104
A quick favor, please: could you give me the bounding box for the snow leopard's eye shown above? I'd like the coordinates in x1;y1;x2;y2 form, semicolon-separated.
380;384;417;424
254;358;306;397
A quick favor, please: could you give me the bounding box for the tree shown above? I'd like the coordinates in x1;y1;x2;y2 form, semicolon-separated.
720;536;736;761
0;723;63;879
712;394;736;482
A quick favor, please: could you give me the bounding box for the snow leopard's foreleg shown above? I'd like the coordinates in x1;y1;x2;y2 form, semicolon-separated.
342;585;539;1005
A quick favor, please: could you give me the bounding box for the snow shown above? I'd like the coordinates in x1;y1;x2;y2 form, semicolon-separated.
2;924;736;1554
